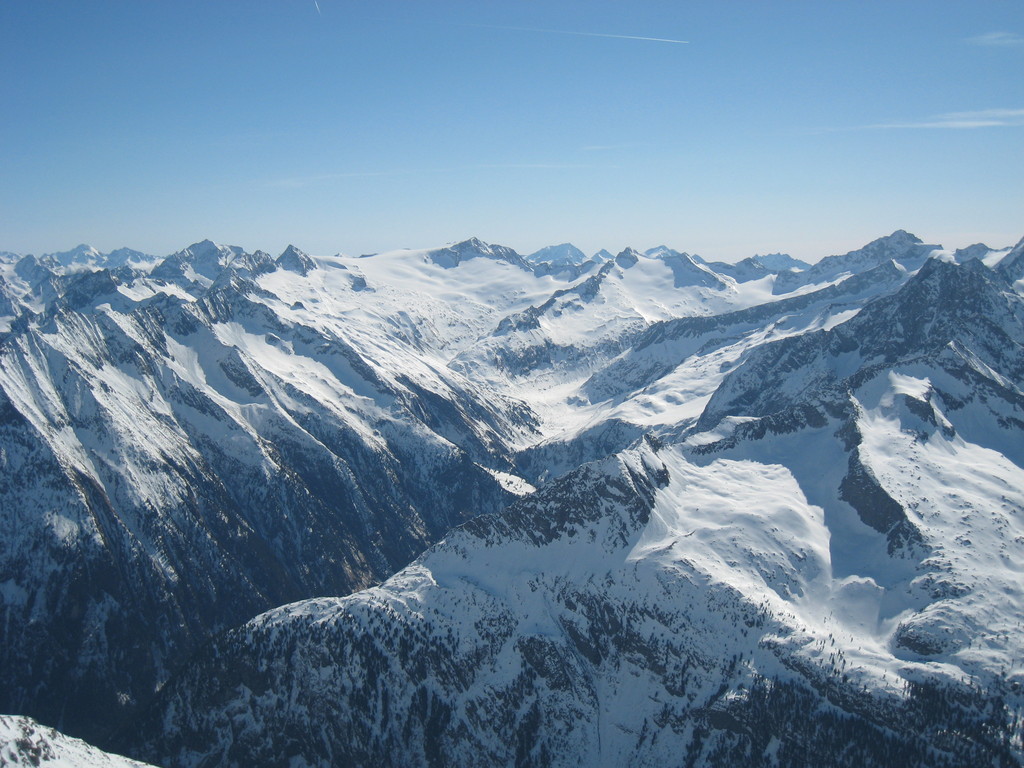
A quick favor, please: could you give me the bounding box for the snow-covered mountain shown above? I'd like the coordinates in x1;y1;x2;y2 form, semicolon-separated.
117;252;1024;767
771;230;940;294
705;252;811;283
0;240;540;743
750;252;809;271
527;243;589;266
527;244;604;280
41;244;158;270
1;230;1022;766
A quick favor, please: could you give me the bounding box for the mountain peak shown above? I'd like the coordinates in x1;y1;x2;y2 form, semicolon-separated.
749;252;808;272
527;243;588;266
614;247;642;268
280;244;308;258
455;236;486;250
644;245;681;259
881;228;922;245
657;249;730;290
13;253;57;284
149;239;247;286
184;238;224;255
183;239;246;260
43;244;103;267
430;238;529;269
850;256;1011;349
104;247;156;267
276;244;316;275
845;230;930;262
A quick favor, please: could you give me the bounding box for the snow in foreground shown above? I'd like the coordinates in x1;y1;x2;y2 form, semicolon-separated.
0;715;155;768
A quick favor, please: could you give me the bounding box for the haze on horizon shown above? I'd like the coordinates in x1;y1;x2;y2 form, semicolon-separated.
1;0;1021;263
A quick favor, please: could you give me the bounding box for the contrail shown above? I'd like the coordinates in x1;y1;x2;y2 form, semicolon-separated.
467;23;687;44
313;0;321;15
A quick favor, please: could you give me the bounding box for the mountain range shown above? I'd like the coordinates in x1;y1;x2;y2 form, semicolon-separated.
0;230;1021;767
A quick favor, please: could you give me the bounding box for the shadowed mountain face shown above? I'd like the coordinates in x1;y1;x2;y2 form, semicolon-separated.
0;233;1022;766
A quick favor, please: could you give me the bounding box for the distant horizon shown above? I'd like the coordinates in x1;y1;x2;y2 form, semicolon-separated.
6;227;1021;267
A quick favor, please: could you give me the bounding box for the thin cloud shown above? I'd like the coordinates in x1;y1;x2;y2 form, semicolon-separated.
265;163;608;188
938;108;1024;123
265;170;428;189
471;162;605;170
967;31;1024;46
466;23;687;45
860;108;1024;130
580;143;641;152
313;0;321;15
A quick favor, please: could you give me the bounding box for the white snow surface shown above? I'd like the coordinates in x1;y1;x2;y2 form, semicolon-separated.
0;716;155;767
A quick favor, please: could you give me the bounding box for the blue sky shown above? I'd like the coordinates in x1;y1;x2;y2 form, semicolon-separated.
1;1;1021;262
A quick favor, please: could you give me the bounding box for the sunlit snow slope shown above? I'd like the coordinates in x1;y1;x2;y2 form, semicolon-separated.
0;716;156;768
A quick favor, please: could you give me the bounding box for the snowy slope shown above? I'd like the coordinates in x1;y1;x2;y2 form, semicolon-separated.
254;240;558;359
0;716;155;768
697;256;1024;434
123;253;1024;768
505;258;912;482
129;433;1023;767
449;247;788;430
